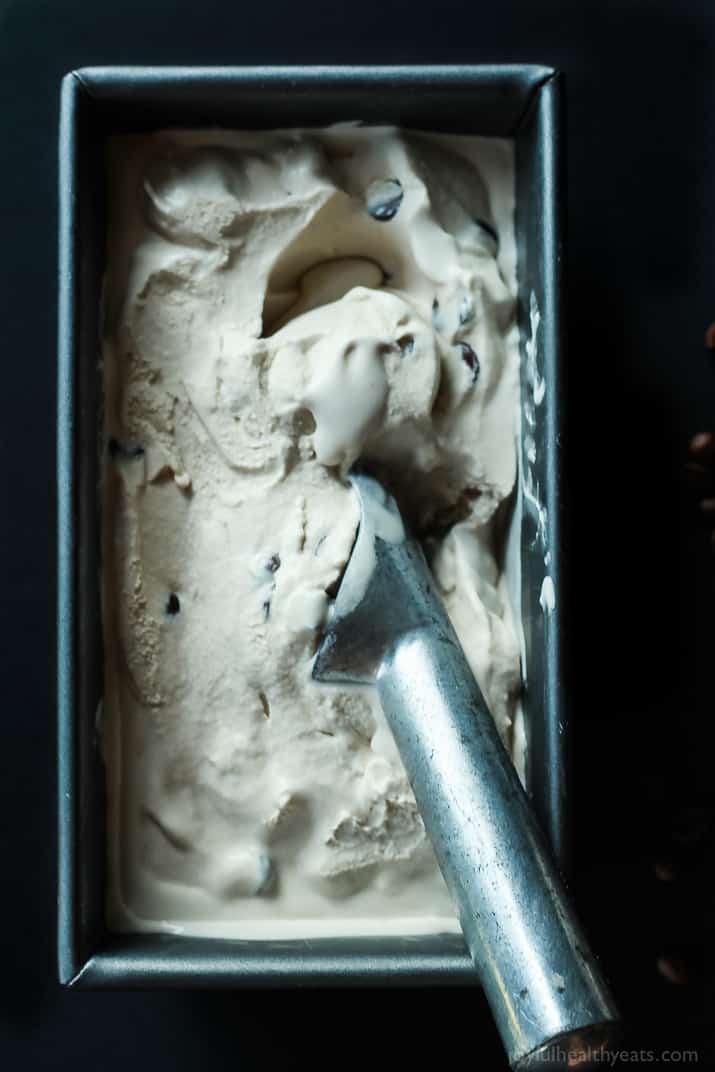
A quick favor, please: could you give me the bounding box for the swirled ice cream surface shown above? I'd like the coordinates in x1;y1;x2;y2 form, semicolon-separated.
103;125;522;938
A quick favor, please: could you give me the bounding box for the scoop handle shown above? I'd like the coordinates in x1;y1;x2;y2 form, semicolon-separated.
377;624;620;1069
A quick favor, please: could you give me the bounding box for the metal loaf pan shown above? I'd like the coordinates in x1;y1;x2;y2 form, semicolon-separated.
57;64;566;988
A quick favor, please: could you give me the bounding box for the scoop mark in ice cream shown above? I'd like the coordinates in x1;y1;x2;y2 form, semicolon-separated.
263;256;386;337
304;337;390;468
365;178;404;221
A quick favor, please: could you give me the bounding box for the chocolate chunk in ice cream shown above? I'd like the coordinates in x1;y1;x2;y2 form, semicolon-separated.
365;177;404;221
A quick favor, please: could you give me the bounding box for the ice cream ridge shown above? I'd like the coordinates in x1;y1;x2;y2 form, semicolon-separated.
102;124;523;937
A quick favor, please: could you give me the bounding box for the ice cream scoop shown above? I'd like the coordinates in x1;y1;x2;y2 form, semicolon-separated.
313;472;620;1070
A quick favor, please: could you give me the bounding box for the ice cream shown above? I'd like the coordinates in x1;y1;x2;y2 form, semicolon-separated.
102;124;522;938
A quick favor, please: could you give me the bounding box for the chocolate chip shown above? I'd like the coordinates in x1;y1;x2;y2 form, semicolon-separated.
475;218;499;248
256;854;277;897
458;341;480;382
262;599;271;620
459;294;475;327
431;297;443;333
108;437;144;460
165;593;180;615
397;334;415;356
266;554;281;573
366;178;403;222
293;408;316;435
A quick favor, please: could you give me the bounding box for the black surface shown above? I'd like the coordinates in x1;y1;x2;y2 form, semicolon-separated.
3;0;715;1068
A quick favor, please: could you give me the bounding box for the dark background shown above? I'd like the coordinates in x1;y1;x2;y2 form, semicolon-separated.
2;0;715;1068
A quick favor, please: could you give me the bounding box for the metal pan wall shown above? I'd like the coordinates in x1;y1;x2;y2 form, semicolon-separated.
57;64;565;988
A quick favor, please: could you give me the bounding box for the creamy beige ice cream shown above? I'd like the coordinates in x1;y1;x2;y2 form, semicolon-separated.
102;124;522;938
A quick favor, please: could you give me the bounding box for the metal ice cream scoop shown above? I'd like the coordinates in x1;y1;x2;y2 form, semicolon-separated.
313;473;620;1071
